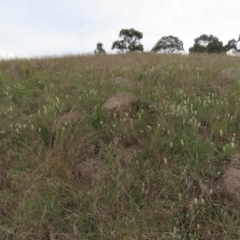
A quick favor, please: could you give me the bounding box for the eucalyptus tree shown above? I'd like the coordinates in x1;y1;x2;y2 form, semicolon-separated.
94;42;106;55
189;34;225;53
152;35;184;54
112;28;144;53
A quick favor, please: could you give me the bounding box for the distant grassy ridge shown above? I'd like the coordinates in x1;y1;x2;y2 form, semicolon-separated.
1;53;240;239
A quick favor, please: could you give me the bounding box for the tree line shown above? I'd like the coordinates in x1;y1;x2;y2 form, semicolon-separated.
94;28;240;55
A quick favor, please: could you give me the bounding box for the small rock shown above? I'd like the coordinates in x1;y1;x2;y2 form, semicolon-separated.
102;91;138;114
54;111;79;127
216;68;240;86
214;168;240;208
210;68;240;93
230;153;240;169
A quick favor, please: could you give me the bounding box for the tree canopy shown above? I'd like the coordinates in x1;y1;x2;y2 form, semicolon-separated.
151;35;184;54
111;28;144;53
93;31;240;55
225;39;238;52
224;35;240;54
94;42;106;55
189;34;225;54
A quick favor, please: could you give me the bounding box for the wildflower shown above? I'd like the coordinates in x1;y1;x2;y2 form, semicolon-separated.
178;193;182;200
43;105;47;114
220;129;223;137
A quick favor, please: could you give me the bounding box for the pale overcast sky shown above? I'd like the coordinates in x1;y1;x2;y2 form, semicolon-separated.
0;0;239;58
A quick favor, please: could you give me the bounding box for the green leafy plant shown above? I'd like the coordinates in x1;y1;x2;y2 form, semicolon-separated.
89;106;106;129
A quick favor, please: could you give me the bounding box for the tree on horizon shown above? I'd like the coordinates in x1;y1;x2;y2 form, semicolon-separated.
224;34;240;54
94;42;106;55
151;35;184;54
189;34;225;54
111;28;144;53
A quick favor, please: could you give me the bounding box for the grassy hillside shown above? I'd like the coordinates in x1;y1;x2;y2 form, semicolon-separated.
1;53;240;239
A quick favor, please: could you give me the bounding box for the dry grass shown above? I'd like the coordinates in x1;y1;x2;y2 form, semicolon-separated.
0;53;240;239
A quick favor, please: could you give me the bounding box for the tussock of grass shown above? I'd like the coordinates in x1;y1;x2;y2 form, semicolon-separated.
1;53;240;239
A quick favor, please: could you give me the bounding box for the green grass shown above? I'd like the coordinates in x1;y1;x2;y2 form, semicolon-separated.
0;53;240;239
